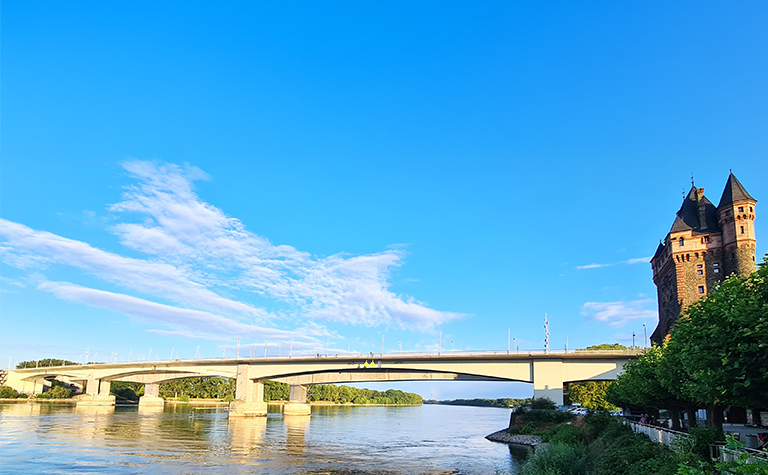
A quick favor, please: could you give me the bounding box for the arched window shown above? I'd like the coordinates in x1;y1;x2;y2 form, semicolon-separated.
679;237;684;246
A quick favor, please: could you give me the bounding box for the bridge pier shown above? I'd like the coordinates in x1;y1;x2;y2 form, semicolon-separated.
230;365;267;417
532;359;564;405
284;384;311;416
139;383;165;408
77;373;115;407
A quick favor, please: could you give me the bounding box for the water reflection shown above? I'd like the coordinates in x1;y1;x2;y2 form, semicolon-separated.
1;403;522;474
283;415;310;456
229;417;267;455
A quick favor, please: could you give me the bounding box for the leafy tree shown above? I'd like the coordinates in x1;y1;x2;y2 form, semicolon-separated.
568;381;617;411
666;256;768;427
264;380;289;401
530;397;557;410
36;386;72;399
586;343;628;350
111;381;144;401
16;359;77;369
0;385;20;398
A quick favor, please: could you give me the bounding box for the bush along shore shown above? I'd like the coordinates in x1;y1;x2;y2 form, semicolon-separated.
487;409;768;475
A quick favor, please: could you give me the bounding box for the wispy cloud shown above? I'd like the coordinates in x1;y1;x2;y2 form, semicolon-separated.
0;159;462;339
581;299;657;327
576;256;651;270
37;280;317;343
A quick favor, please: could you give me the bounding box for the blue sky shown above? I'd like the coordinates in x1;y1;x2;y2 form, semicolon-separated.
1;2;767;399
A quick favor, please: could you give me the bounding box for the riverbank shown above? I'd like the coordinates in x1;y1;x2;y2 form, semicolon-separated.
485;428;542;447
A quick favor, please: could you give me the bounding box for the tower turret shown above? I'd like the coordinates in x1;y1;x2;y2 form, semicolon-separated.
716;172;757;276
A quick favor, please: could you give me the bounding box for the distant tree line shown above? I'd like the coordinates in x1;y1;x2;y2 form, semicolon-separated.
110;378;421;405
16;359;78;369
424;397;533;408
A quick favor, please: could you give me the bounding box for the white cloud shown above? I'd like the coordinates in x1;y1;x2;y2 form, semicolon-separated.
0;219;265;320
0;159;461;336
581;299;658;327
37;280;315;343
576;256;651;270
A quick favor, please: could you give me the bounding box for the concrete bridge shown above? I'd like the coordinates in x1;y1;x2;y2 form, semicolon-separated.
7;349;640;416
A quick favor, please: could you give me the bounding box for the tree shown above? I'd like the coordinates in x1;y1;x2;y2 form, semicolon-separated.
568;381;617;411
606;346;691;429
530;397;557;410
586;343;628;350
16;359;77;369
0;385;20;398
667;257;768;420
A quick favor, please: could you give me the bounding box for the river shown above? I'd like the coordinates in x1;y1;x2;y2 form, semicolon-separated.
0;402;528;474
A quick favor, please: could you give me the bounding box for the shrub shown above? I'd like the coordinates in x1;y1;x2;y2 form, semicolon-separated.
688;427;724;459
0;385;20;398
531;397;557;410
543;423;586;445
36;386;72;399
519;442;589;475
178;394;190;402
523;410;575;424
519;422;539;435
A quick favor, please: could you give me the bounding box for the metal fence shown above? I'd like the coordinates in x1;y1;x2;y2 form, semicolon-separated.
711;444;768;465
626;420;688;446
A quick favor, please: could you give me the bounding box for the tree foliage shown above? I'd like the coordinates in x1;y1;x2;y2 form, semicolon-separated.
665;258;768;408
586;343;628;350
0;385;20;398
424;397;532;408
306;384;422;405
568;381;617;411
16;359;77;369
606;346;683;411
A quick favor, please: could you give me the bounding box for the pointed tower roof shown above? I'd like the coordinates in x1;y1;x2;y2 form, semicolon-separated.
670;185;719;233
718;172;756;207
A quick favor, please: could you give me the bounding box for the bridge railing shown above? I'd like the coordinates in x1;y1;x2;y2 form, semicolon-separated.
11;348;643;369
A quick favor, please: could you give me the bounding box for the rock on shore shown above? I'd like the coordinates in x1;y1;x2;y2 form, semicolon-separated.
485;429;542;447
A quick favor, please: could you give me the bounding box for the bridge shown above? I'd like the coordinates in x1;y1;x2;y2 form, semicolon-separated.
6;349;640;416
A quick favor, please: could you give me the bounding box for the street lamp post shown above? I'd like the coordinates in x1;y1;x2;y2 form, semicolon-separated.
398;341;402;353
643;322;647;349
507;328;510;354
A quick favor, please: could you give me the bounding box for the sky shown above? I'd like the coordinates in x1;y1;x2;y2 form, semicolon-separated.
1;2;767;399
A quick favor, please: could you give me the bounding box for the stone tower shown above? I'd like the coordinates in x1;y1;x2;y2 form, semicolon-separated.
650;172;757;345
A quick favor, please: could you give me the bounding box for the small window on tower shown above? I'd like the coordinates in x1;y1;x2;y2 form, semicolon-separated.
698;286;705;294
714;268;720;274
750;206;753;212
703;236;709;243
727;210;731;216
697;264;703;268
679;237;684;246
739;206;744;213
741;226;745;234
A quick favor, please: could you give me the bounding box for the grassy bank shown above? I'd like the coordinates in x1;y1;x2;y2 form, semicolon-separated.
511;412;767;475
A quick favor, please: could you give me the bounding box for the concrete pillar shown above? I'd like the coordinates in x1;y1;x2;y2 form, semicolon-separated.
230;365;267;417
532;359;564;405
139;383;164;408
289;385;307;403
284;384;311;416
98;380;111;396
77;372;115;407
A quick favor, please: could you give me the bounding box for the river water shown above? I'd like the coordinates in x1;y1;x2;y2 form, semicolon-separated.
0;403;527;474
